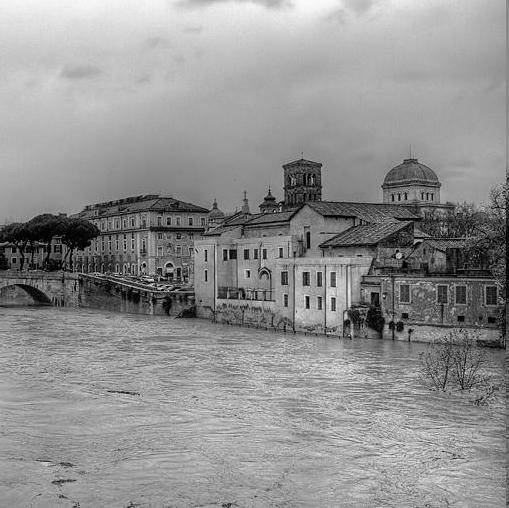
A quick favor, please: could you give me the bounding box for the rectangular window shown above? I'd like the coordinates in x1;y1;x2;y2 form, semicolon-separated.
400;284;411;303
188;247;193;257
166;217;172;226
115;238;119;250
201;217;206;227
330;271;336;287
130;217;135;227
176;246;182;256
455;285;467;305
123;219;128;228
253;249;259;260
278;247;284;258
176;233;182;240
487;316;497;324
243;249;250;260
115;219;120;229
245;269;251;278
204;249;208;262
283;294;288;308
176;217;181;226
204;269;208;282
141;239;146;252
157;246;163;256
437;285;448;304
401;312;409;319
485;286;498;306
157;233;163;240
281;271;288;286
262;248;267;260
11;257;17;264
223;249;228;261
131;237;135;250
457;315;465;322
317;296;323;310
316;271;323;287
123;239;127;250
330;297;336;311
188;217;193;226
11;247;16;254
302;271;310;286
305;295;310;309
229;249;237;260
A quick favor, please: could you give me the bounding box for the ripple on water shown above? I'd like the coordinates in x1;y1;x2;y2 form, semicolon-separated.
0;307;505;507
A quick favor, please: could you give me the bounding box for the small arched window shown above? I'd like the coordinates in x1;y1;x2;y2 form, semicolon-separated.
391;194;395;202
421;192;425;200
426;193;429;200
431;193;434;201
398;193;401;201
404;192;408;200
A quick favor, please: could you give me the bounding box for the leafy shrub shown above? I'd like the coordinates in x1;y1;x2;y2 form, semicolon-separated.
366;306;385;333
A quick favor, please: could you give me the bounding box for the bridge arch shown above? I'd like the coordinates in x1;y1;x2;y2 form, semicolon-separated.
0;283;52;305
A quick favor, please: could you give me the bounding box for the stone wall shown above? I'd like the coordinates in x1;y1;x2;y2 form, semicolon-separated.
78;277;193;317
382;322;503;346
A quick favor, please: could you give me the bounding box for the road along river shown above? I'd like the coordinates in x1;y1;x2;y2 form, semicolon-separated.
0;307;505;507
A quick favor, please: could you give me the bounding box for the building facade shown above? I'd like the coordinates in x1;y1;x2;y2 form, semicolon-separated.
73;194;209;282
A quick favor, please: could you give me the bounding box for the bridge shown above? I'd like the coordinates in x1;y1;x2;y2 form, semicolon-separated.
0;271;195;316
0;271;80;306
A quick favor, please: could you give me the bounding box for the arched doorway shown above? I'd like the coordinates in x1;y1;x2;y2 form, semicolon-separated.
141;262;147;275
164;261;175;281
258;267;272;301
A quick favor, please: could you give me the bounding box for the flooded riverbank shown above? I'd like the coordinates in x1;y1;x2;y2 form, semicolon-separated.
0;307;505;507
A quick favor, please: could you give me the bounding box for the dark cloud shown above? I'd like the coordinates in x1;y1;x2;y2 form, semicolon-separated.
60;64;102;80
178;0;290;9
145;36;170;49
184;26;203;34
327;0;380;23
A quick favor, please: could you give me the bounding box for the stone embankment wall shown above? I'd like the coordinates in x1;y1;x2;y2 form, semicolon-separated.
78;277;194;317
382;322;503;346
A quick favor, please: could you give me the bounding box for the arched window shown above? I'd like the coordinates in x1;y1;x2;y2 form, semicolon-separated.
426;193;429;200
421;192;424;200
404;192;408;200
391;194;395;202
398;193;401;201
431;193;434;201
306;231;311;249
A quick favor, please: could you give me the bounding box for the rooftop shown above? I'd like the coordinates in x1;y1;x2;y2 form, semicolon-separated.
320;221;413;248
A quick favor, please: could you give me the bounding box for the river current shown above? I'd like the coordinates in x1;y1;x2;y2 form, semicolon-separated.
0;307;505;507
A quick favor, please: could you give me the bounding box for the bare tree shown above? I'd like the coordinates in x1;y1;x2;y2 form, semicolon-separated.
419;329;489;393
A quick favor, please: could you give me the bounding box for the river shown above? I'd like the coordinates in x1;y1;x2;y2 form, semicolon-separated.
0;307;505;507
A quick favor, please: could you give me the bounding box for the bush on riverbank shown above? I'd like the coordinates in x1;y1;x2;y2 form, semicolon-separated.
418;329;501;405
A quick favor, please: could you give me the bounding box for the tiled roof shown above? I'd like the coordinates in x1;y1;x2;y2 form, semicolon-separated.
423;238;472;251
245;211;295;226
76;196;209;219
306;201;420;222
320;221;413;248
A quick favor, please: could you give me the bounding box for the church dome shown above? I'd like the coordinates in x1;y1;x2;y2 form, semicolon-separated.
383;158;440;187
208;199;225;219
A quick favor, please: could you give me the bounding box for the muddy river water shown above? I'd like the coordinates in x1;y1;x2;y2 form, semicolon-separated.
0;307;505;507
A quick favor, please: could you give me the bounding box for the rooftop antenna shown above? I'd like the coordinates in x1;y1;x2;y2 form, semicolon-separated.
409;144;413;159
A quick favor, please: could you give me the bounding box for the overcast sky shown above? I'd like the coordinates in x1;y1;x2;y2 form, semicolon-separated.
0;0;505;221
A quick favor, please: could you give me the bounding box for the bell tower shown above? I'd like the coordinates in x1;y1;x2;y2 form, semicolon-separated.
282;158;322;210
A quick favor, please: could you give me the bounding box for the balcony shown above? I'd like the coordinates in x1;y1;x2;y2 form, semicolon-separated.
217;286;274;302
